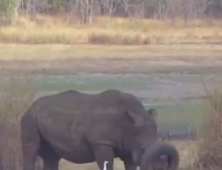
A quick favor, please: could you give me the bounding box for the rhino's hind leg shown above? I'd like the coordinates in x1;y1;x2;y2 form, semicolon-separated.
38;141;60;170
22;141;40;170
41;155;60;170
21;121;40;170
93;145;114;170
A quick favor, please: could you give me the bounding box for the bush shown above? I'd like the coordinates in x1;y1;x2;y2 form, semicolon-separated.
88;32;151;45
0;74;37;170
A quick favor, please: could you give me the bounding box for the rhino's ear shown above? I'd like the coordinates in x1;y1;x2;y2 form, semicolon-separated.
126;110;144;127
147;108;158;118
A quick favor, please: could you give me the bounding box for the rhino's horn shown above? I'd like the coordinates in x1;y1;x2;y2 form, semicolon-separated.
140;142;179;170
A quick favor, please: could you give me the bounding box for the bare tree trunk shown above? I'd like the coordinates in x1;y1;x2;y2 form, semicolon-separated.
11;0;20;24
100;0;115;16
79;0;94;24
204;0;222;18
144;0;156;18
25;0;36;18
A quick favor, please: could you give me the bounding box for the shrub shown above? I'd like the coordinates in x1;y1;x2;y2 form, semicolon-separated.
88;32;151;45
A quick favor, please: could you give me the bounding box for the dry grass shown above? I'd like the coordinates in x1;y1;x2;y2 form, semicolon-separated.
1;44;222;61
1;15;222;44
192;81;222;170
0;74;37;170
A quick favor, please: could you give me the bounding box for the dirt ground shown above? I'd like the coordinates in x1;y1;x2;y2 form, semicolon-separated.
1;58;222;75
1;44;222;75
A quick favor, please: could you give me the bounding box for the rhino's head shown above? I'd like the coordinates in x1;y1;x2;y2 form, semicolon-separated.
125;109;179;170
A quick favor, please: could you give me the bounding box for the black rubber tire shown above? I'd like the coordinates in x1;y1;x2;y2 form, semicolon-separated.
140;142;179;170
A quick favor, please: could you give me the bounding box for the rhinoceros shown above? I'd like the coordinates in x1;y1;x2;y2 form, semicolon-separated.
20;89;179;170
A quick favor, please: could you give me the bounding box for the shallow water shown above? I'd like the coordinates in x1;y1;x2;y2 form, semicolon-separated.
1;72;221;133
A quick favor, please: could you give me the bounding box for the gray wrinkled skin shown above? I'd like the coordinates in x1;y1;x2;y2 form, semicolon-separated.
20;89;179;170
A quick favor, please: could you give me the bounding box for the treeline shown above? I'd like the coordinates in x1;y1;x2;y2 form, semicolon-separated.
1;0;222;24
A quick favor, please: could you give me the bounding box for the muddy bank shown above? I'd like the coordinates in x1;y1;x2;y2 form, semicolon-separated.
0;58;222;75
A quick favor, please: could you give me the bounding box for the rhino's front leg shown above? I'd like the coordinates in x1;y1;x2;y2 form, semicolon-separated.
93;145;114;170
123;158;137;170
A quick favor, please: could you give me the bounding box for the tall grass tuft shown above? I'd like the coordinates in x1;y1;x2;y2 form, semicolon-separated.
194;81;222;170
0;74;37;170
88;32;151;45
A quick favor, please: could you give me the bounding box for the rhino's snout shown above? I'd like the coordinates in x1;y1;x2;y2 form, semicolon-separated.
140;142;179;170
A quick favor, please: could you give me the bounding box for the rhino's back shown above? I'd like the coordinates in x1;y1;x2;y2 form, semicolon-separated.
34;89;125;134
38;89;123;112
